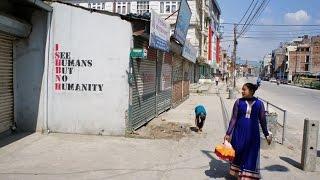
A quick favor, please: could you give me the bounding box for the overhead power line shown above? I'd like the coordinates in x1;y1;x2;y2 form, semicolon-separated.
239;0;271;37
222;29;320;32
221;23;320;27
237;0;260;36
238;0;270;38
236;0;255;27
222;31;320;36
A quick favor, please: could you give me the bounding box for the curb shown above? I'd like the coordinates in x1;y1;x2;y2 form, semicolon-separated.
217;85;230;132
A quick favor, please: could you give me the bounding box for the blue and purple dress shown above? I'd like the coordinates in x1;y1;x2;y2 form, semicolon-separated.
226;97;269;179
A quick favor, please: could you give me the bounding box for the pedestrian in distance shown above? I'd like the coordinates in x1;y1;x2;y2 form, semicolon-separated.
215;76;220;86
224;83;272;180
257;77;261;87
194;105;206;132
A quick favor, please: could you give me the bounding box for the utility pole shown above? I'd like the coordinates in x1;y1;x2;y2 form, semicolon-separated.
294;48;298;83
232;24;237;88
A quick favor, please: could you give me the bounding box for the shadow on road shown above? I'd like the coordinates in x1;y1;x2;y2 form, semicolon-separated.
262;164;290;172
190;127;199;132
279;156;301;169
0;131;33;148
201;150;236;180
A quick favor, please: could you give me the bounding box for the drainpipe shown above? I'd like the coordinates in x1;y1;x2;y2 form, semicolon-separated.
45;10;52;133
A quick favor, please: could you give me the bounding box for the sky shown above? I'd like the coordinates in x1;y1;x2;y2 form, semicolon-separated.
216;0;320;62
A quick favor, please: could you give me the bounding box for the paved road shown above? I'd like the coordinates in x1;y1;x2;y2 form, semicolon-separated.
243;77;320;149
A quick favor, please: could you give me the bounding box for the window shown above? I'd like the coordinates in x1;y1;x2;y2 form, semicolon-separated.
127;3;131;14
137;1;149;15
117;5;121;13
172;2;177;12
116;2;130;15
160;2;164;13
305;64;309;71
165;2;170;13
306;55;310;63
306;47;310;52
89;3;104;10
161;1;180;14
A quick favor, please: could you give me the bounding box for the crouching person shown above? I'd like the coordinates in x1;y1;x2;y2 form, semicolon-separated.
195;105;207;132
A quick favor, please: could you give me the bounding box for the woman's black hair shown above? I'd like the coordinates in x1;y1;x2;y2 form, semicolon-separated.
244;83;259;95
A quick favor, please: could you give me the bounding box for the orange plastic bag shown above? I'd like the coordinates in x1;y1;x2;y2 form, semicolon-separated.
214;140;235;161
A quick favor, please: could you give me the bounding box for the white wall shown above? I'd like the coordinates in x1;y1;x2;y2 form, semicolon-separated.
47;3;132;135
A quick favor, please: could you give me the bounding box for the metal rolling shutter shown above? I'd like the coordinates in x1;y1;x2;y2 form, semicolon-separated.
0;32;14;133
130;36;157;130
156;52;172;114
172;55;183;105
183;61;190;98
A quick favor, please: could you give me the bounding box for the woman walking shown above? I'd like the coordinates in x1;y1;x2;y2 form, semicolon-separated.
224;83;272;180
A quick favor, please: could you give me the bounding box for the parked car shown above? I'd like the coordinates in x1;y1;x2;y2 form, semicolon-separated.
262;77;270;81
269;78;277;83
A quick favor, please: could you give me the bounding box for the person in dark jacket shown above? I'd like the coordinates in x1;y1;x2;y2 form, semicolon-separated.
195;105;207;132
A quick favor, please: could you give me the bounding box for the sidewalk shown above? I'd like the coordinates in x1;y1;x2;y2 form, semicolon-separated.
0;84;228;180
0;83;319;179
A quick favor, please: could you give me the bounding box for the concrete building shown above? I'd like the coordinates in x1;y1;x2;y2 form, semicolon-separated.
219;49;229;77
273;46;287;79
262;53;272;78
268;35;320;82
284;36;311;81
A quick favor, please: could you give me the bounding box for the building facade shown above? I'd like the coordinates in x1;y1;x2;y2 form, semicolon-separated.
262;53;272;78
64;0;221;79
267;35;320;81
311;36;320;74
273;46;286;79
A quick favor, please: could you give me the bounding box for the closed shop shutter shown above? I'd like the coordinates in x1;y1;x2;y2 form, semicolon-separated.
183;61;190;98
189;63;195;84
0;32;14;133
172;55;183;105
156;52;172;114
130;36;157;130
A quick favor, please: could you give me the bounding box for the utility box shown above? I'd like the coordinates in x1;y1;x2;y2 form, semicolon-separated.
301;119;319;171
260;112;278;149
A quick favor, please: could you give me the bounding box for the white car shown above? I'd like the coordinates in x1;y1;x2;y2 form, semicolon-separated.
269;78;277;83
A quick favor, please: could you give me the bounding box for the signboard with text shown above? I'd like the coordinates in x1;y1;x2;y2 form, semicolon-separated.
130;48;147;59
173;0;192;45
149;10;171;52
182;39;197;63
